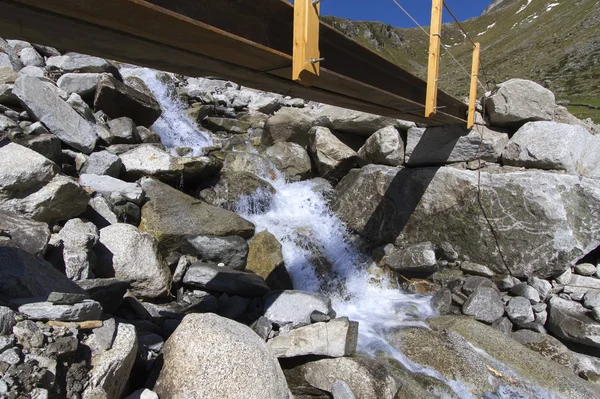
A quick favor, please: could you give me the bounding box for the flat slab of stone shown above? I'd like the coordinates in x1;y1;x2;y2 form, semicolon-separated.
0;210;50;256
183;262;270;297
79;174;144;205
18;300;102;321
548;297;600;348
263;290;335;327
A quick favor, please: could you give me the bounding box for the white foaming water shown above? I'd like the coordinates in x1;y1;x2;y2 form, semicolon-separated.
119;67;213;154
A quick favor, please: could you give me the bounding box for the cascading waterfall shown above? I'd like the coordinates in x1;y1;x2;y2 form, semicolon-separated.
120;67;213;154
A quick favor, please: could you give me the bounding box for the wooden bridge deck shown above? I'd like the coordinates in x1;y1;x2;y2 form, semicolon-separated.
0;0;468;126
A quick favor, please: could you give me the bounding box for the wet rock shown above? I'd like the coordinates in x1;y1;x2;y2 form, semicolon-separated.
313;105;398;137
81;151;122;177
548;297;600;348
405;125;508;166
13;133;62;164
262;107;313;146
182;235;248;271
84;321;137;399
382;242;437;276
510;283;541;304
575;263;597;276
246;231;293;290
57;72;107;100
222;151;278;178
331;164;600;279
139;177;255;254
183;262;269;297
0;247;86;301
79;174;144;205
205;116;251;134
502;122;600;179
96;223;171;299
485;79;556;127
154;313;291;399
308;126;357;182
198;171;275;212
263;290;335;327
0;210;50;256
94;74;161;127
506;297;535;326
13;75;97;153
357;126;404;167
17;300;102;321
462;286;505;324
264;142;312;181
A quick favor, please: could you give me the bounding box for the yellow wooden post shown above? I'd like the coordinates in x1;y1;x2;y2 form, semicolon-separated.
467;42;481;129
293;0;321;86
425;0;443;118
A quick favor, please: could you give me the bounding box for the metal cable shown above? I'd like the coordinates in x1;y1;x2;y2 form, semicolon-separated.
443;0;477;47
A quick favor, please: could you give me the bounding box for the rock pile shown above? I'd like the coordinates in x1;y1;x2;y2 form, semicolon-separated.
1;36;600;398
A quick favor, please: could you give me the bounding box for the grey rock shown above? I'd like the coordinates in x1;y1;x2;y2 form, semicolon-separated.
205;116;251;134
493;275;516;291
0;37;24;71
198;171;275;212
222;151;278;177
0;247;86;301
510;283;541;304
0;142;58;192
84;322;137;399
491;317;513;334
0;336;14;352
125;389;159;399
19;47;44;67
77;278;129;314
512;329;574;369
47;292;89;305
592;307;600;323
13;320;44;349
88;318;117;354
45;335;79;357
462;276;495;296
584;291;600;309
246;231;293;291
308;126;357;182
251;316;272;341
96;224;171;299
183;262;269;297
269;317;358;358
0;306;16;335
563;275;600;298
264;142;312;181
485;79;556;127
506;297;535;326
218;294;249;320
85;196;119;228
139;333;164;353
13;133;62;164
108;117;140;145
46;53;114;73
0;210;50;256
182;235;248;271
58;218;99;280
94;74;161;127
502;122;600;179
313;104;398;137
528;277;552;301
67;92;95;122
263;290;335;327
57;73;107;100
461;261;496;277
262;107;313;146
357;126;404;166
154;313;292;399
405;125;508;166
462;286;505;324
81;151;122;177
556;268;572;284
382;242;437;276
17;65;44;78
575;263;598;276
13;75;97;153
18;300;102;321
331;164;600;279
79;174;144;205
548;297;600;348
431;288;452;314
0;347;20;365
331;381;356;399
0;113;17;130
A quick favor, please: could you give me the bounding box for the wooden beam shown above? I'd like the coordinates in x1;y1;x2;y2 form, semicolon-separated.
467;42;481;129
425;0;444;118
293;0;320;85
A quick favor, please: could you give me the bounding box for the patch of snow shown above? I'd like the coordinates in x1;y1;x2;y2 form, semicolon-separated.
546;2;560;12
516;0;533;14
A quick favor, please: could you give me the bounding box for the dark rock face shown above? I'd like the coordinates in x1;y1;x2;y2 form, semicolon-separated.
182;262;270;297
94;74;162;127
0;210;50;256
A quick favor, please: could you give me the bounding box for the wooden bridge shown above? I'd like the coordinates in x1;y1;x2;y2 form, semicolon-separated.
0;0;470;126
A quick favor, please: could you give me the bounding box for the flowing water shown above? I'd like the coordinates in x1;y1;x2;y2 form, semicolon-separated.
130;67;567;399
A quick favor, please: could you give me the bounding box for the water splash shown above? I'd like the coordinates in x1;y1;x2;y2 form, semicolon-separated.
119;67;213;154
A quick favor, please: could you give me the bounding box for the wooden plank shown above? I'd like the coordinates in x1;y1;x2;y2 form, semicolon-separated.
0;0;452;126
425;0;444;117
144;0;468;121
293;0;321;85
467;43;481;129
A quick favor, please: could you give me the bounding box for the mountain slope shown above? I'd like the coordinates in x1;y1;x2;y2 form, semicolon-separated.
321;0;600;121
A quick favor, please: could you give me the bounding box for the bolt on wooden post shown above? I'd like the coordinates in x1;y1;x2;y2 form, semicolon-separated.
293;0;321;86
425;0;443;118
467;42;481;129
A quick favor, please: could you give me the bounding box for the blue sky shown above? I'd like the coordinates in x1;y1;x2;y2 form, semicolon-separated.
320;0;492;28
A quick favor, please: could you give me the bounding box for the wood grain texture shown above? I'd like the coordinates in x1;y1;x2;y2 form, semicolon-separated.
426;0;444;117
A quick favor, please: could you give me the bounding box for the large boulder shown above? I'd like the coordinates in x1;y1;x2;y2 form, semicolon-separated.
222;151;278;179
96;224;172;299
331;165;600;278
246;231;293;290
0;142;58;192
502;121;600;178
79;174;144;205
405;125;509;166
153;313;292;399
313;105;398;136
308;126;357;182
262;107;313;146
263;290;335;327
94;74;161;127
139;178;255;254
264;142;312;181
0;247;86;301
548;297;600;348
198;171;275;211
13;75;98;153
357;126;405;167
485;79;556;127
181;235;248;271
57;72;108;100
46;53;115;74
0;210;50;256
381;242;437;276
13;133;62;164
58;218;99;280
462;286;505;324
182;262;269;297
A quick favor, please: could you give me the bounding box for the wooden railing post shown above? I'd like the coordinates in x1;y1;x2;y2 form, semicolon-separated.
467;42;481;129
425;0;443;118
293;0;321;86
